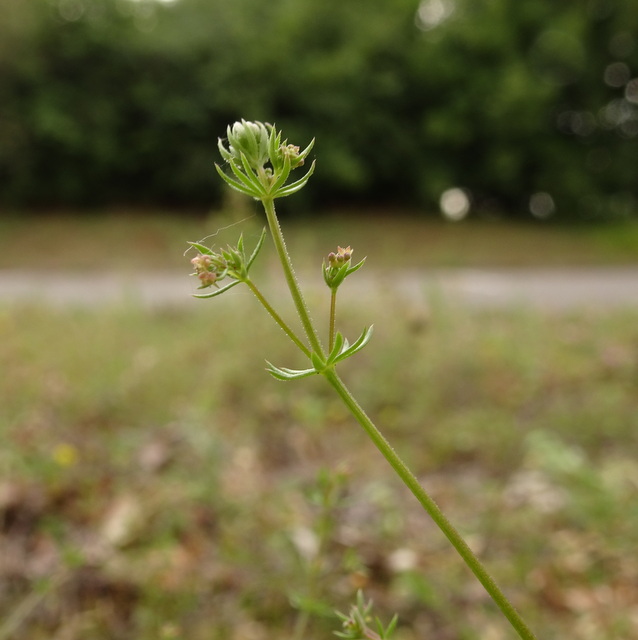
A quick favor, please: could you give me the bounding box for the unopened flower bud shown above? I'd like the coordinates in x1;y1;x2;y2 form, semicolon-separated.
327;246;352;268
337;246;352;262
220;119;270;170
198;271;218;288
191;254;212;273
323;246;358;289
280;143;305;168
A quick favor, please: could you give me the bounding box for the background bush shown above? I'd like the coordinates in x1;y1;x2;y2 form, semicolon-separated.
1;0;637;218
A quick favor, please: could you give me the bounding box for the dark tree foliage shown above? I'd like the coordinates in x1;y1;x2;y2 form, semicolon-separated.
1;0;637;218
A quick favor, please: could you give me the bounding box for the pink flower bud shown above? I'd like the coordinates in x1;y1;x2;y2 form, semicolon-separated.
198;271;217;287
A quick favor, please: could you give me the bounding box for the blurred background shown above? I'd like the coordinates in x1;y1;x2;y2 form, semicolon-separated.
2;2;638;640
1;0;638;219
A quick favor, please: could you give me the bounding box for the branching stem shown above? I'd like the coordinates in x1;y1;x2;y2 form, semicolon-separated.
261;197;325;359
209;121;538;640
244;279;311;358
257;196;538;640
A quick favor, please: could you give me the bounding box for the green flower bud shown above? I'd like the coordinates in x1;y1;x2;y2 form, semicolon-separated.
279;143;305;169
215;120;316;200
323;246;365;289
218;120;270;170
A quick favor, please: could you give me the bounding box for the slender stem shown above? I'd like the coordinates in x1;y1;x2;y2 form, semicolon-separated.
329;288;337;352
322;369;538;640
244;279;311;358
216;127;537;640
260;197;325;358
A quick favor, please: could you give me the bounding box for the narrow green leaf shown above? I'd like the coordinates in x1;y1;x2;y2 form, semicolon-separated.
228;247;242;263
268;125;283;172
329;262;350;289
327;331;345;363
217;138;233;162
386;614;399;636
247;228;267;268
269;154;292;194
192;280;240;298
322;260;333;287
297;138;315;163
334;325;374;362
229;157;265;196
274;161;316;197
265;361;317;381
187;242;214;255
215;163;260;197
238;152;267;193
345;257;367;276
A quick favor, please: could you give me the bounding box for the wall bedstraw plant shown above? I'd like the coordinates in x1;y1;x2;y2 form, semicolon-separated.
188;120;538;639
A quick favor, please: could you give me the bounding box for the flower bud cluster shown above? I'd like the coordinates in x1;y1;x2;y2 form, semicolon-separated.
216;120;315;199
188;229;267;298
327;246;353;268
190;252;228;289
280;143;305;169
323;245;365;290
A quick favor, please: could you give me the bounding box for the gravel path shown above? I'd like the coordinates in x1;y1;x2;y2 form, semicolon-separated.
1;267;637;310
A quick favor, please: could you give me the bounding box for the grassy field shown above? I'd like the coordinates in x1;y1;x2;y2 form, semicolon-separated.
2;209;638;271
2;299;638;638
1;212;638;639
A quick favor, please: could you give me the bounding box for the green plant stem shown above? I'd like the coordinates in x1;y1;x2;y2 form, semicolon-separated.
259;189;536;639
244;279;311;358
322;369;538;640
329;288;337;351
261;197;325;358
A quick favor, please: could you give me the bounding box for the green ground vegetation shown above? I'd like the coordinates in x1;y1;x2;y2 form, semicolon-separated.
1;289;637;639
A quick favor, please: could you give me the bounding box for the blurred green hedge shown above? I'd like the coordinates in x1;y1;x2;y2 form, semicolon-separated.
1;0;637;218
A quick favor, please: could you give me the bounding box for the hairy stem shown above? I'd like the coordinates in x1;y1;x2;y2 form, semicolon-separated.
261;197;325;358
256;190;536;640
322;369;538;640
329;288;337;352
